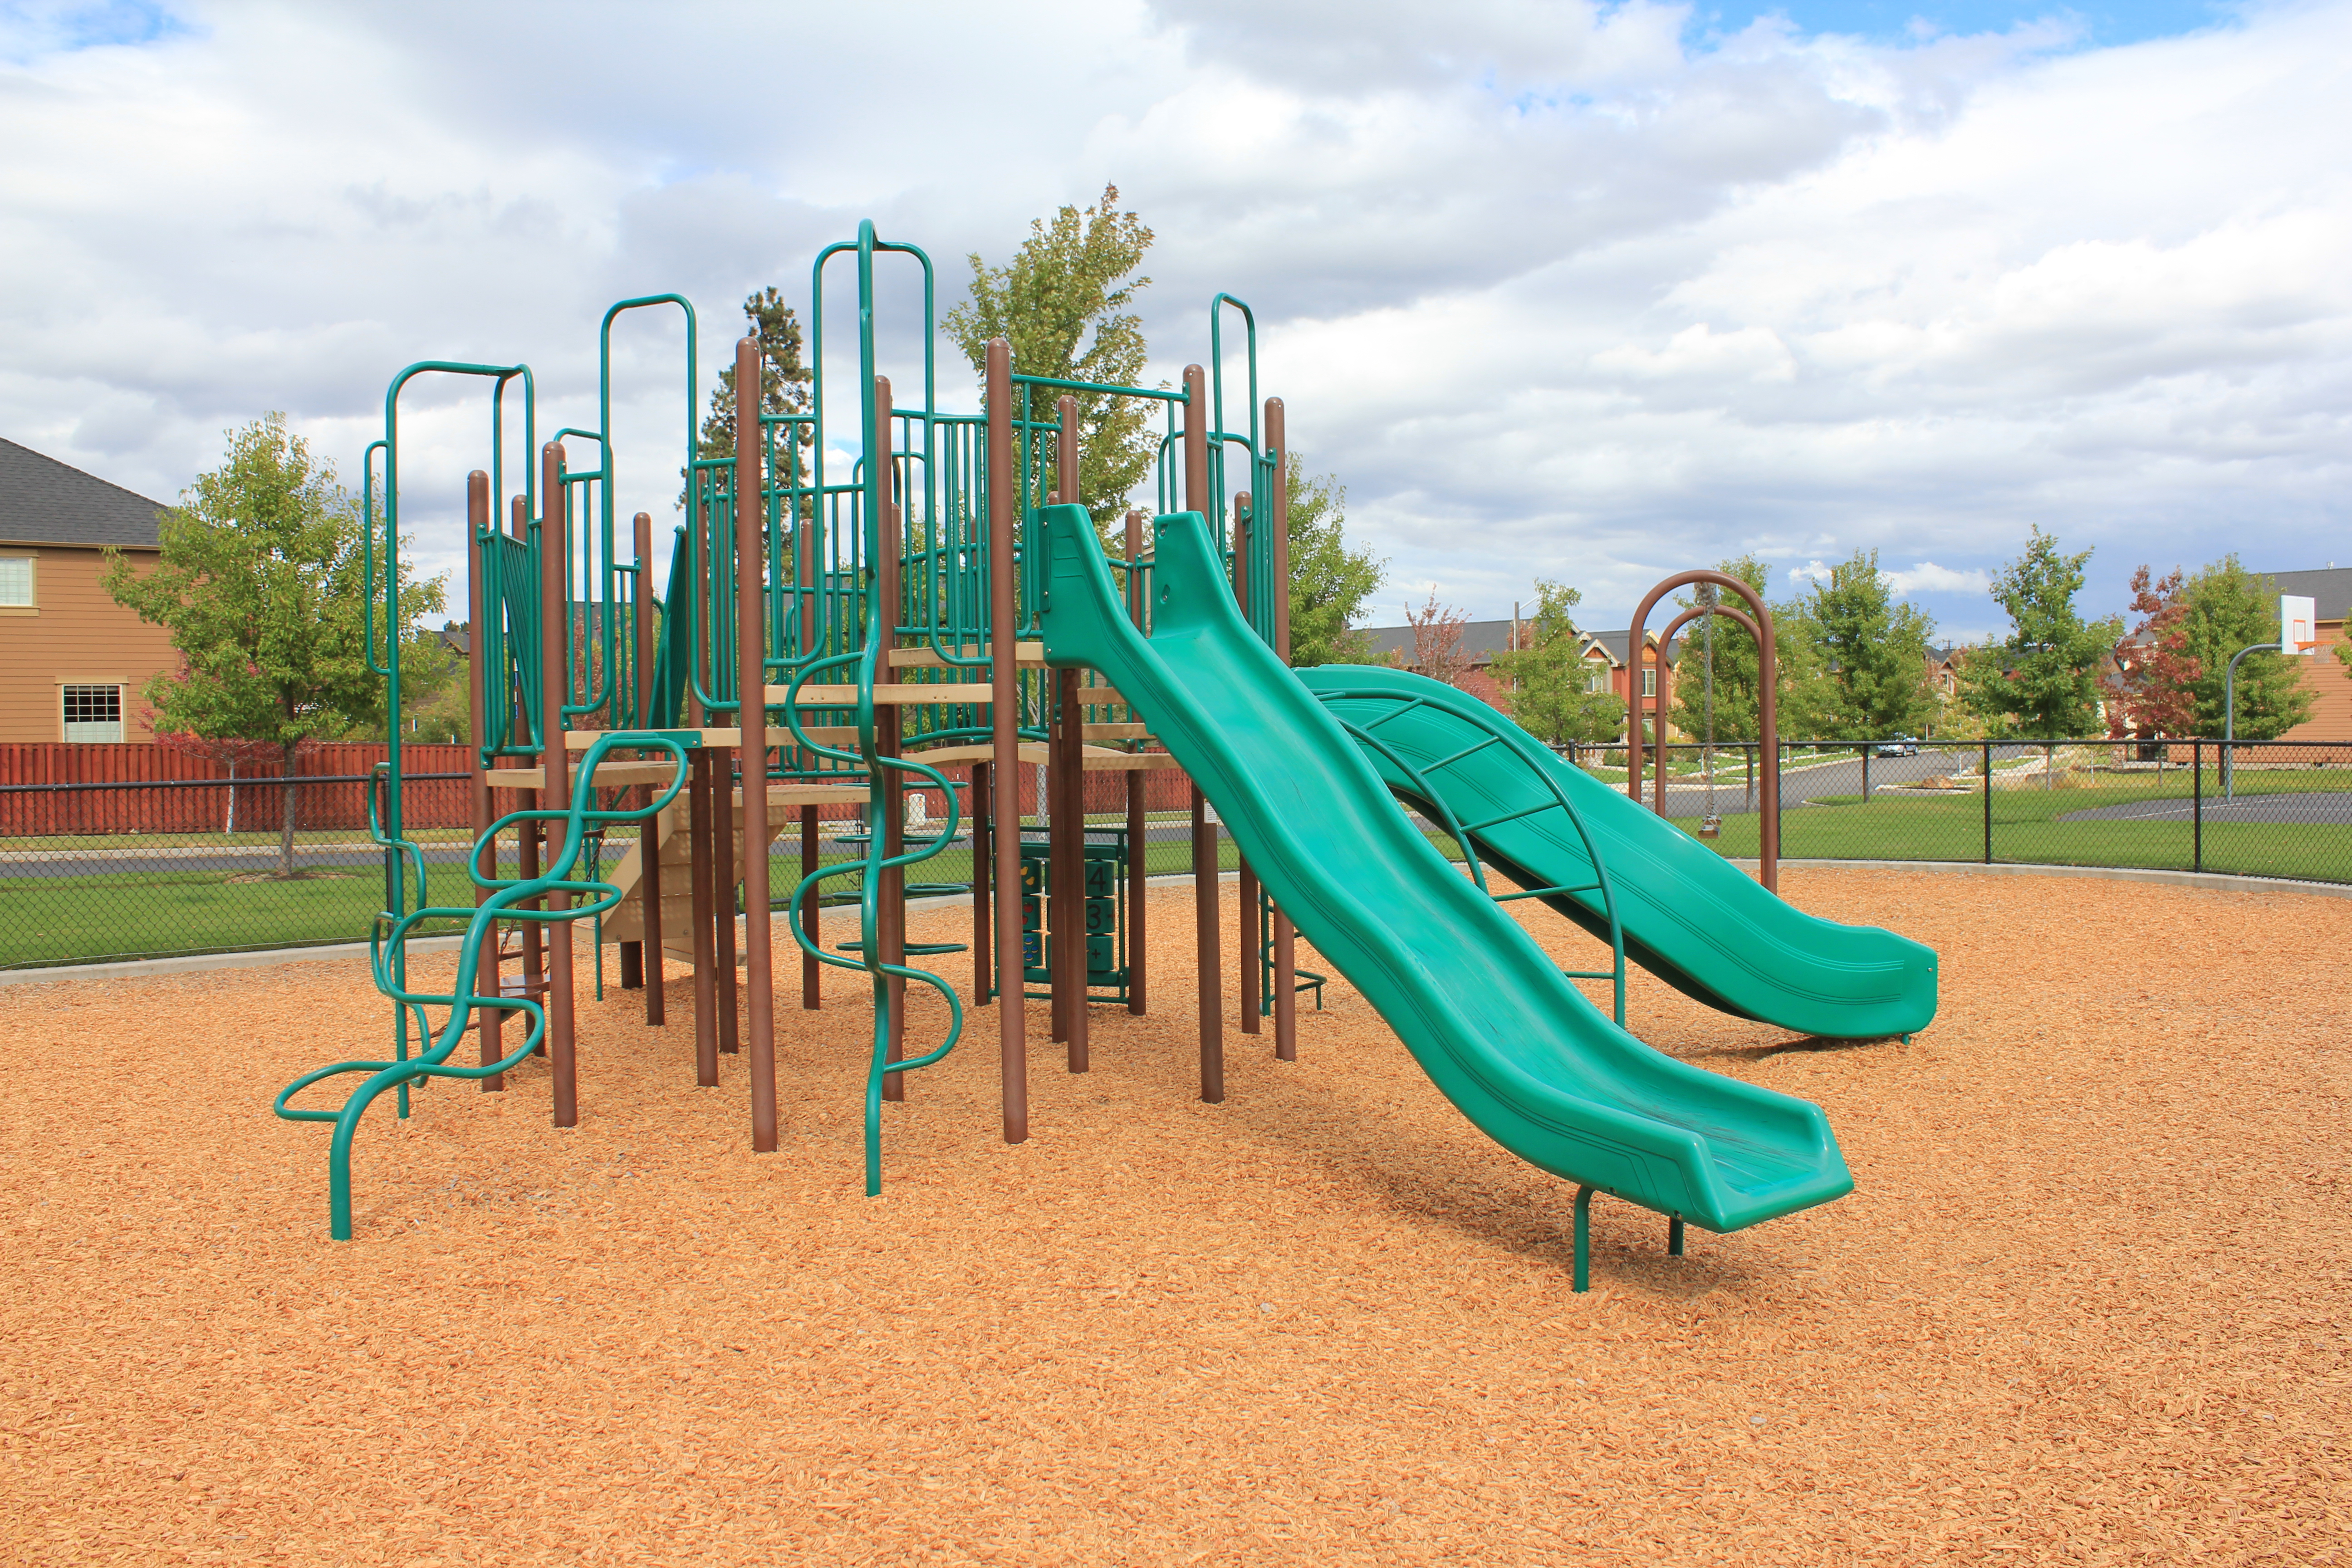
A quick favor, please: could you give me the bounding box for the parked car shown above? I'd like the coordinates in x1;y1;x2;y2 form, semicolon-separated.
1873;735;1920;757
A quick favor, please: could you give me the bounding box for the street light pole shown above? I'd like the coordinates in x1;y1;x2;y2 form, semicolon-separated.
2222;641;2279;802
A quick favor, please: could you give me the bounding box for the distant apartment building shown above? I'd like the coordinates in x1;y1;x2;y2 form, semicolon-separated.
1353;616;1688;737
0;436;179;744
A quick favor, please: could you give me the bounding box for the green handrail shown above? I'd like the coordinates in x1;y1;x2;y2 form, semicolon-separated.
274;734;690;1240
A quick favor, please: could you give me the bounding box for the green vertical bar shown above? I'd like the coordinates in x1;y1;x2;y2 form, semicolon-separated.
1982;740;1992;864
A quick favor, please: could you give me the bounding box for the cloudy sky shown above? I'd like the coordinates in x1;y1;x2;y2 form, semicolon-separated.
3;0;2346;641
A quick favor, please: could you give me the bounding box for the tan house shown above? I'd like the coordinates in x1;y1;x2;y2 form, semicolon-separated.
0;436;179;744
2273;567;2351;743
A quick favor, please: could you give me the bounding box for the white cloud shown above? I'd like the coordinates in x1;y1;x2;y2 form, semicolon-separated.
0;0;2343;638
1885;562;1992;595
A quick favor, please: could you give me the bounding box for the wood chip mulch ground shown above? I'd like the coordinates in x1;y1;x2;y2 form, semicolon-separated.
2;867;2346;1565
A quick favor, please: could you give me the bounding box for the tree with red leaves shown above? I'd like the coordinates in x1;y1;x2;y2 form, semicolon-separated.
1406;588;1471;689
2104;564;2200;737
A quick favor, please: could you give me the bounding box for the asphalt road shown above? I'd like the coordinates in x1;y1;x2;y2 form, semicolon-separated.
1630;747;1992;819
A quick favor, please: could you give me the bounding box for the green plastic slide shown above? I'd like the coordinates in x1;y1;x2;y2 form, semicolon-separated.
1037;505;1852;1236
1298;666;1938;1040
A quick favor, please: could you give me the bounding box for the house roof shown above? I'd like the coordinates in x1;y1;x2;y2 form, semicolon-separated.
2264;567;2352;622
1356;618;1527;664
1359;619;1685;669
0;436;171;549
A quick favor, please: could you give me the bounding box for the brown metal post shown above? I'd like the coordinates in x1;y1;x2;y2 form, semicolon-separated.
876;375;908;1100
1629;571;1780;893
1233;492;1261;1036
1183;363;1223;1097
1123;507;1148;1017
985;338;1028;1143
634;509;665;1026
466;471;504;1090
738;336;777;1152
539;442;578;1127
689;749;719;1086
1192;785;1224;1103
1052;396;1088;1071
1266;397;1297;1062
512;496;543;1009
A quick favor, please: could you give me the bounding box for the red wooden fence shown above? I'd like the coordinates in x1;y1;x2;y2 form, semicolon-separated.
0;744;1195;838
0;744;475;837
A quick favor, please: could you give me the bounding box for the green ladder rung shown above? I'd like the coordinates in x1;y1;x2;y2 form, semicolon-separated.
1493;882;1600;902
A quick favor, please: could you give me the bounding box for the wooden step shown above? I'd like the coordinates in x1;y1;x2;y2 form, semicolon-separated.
888;642;1046;668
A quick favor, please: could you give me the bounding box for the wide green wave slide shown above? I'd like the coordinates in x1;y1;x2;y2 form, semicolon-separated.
1298;666;1939;1040
1037;505;1853;1238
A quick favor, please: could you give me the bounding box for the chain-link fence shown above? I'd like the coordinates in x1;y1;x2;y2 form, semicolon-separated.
1572;738;2352;884
7;740;2344;970
0;764;1247;971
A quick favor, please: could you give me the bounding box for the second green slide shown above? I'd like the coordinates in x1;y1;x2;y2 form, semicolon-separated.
1037;504;1854;1236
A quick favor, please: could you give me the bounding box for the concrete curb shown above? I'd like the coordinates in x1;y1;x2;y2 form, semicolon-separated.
1728;858;2352;901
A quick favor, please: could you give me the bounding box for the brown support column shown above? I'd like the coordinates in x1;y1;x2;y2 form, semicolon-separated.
985;339;1028;1143
1265;397;1298;1063
634;509;665;1027
1123;507;1148;1017
1192;784;1224;1103
466;471;504;1090
738;336;777;1153
1051;397;1088;1071
539;441;578;1128
875;374;908;1101
689;749;719;1086
972;762;993;1000
1183;365;1223;1090
1233;492;1261;1037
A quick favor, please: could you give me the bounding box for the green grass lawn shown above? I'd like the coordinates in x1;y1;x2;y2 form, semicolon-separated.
0;832;1262;970
10;769;2339;969
1690;767;2352;883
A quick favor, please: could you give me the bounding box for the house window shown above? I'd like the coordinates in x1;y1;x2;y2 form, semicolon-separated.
0;555;32;608
62;685;123;743
1642;668;1656;698
1585;666;1609;695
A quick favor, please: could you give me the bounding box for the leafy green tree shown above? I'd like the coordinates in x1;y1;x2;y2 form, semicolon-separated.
1795;548;1938;738
2177;554;2314;738
1493;579;1624;744
1653;554;1836;741
685;286;813;508
1960;526;2122;737
399;626;470;745
944;184;1155;532
1279;454;1384;666
102;414;444;875
1668;556;1770;743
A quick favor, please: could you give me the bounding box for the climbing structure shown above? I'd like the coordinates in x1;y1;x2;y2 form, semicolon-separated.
279;225;1306;1234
